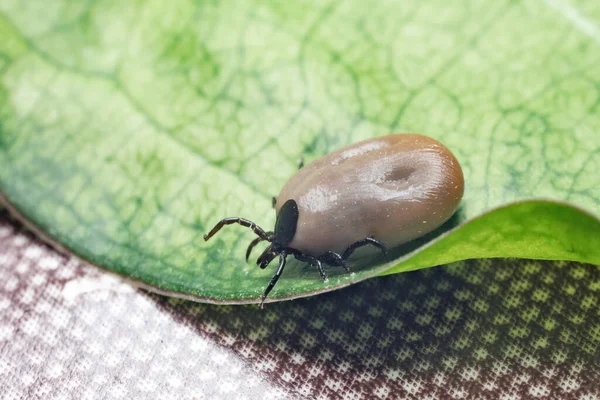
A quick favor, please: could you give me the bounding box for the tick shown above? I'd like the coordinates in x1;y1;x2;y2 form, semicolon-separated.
204;134;464;306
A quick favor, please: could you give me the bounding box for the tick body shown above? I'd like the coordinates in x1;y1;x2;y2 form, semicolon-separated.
204;134;464;306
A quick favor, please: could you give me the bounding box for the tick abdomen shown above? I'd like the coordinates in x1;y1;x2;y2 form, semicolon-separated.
276;134;464;255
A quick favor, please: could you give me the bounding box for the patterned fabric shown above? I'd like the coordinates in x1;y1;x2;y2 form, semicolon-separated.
1;208;599;400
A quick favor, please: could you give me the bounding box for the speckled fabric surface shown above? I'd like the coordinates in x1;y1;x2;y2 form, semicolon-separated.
1;208;600;400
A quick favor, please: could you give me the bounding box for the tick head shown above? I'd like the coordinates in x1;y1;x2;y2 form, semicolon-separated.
273;199;299;248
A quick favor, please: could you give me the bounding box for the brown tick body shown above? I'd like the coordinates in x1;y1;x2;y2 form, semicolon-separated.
204;134;464;306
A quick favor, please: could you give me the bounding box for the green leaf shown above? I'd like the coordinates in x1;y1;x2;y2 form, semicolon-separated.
0;0;599;303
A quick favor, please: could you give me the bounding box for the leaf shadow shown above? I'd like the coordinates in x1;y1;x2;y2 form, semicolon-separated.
146;256;600;398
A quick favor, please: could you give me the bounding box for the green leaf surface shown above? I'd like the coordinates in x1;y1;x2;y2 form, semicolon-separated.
0;0;599;303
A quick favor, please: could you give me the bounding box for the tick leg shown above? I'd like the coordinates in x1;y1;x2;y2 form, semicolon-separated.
246;231;274;261
257;245;277;269
342;237;388;260
260;252;288;308
288;249;327;282
203;217;268;241
297;158;304;169
246;237;264;261
318;251;350;273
